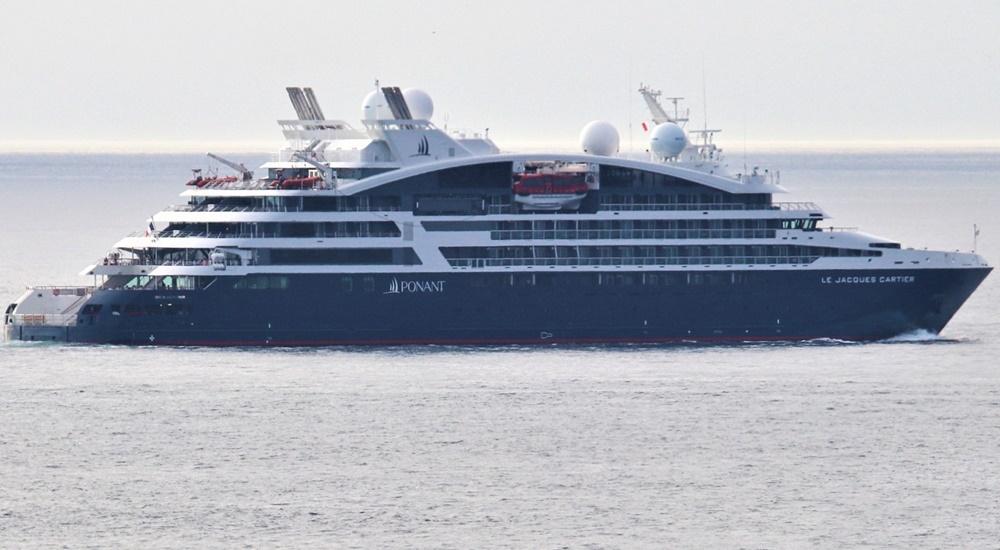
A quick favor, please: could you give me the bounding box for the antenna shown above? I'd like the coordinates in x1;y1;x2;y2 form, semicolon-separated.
743;111;748;175
701;59;708;135
627;63;633;157
664;97;686;127
973;224;980;253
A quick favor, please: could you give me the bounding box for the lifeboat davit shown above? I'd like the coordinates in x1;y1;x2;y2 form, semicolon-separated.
513;172;591;211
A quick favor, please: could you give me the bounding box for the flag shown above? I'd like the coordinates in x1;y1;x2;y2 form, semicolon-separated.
641;121;648;132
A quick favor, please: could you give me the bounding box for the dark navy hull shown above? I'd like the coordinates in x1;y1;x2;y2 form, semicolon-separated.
8;268;991;346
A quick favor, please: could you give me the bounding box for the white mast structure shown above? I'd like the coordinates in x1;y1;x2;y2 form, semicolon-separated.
638;84;725;173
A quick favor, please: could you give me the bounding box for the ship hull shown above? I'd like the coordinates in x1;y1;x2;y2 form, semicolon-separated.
6;267;991;346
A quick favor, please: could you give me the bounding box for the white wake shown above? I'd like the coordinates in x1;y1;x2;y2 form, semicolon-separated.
882;329;944;343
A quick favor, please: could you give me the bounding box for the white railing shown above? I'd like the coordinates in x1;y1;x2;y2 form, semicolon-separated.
31;286;93;296
446;255;819;268
13;313;78;327
823;226;860;232
491;229;776;241
776;202;822;211
486;201;822;214
100;258;244;268
162;203;401;214
139;231;399;240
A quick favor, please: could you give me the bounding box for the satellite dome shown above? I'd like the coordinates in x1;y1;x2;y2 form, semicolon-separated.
579;120;620;156
361;89;392;121
650;122;687;158
402;88;434;120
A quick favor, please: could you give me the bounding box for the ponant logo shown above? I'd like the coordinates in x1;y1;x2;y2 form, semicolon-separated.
411;135;431;157
384;277;445;294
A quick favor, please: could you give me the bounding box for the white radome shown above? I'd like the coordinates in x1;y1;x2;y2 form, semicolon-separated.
580;120;620;156
650;122;687;158
402;88;434;120
361;89;392;121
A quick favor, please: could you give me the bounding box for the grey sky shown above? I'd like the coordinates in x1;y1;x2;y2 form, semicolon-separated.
2;0;998;151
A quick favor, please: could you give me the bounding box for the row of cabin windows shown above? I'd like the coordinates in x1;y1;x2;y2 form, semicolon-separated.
233;276;290;290
191;190;770;216
101;275;213;291
468;271;752;288
265;167;394;181
188;192;769;216
187;195;403;212
781;219;818;230
231;272;756;294
486;218;804;240
441;245;879;267
426;218;775;231
85;272;762;309
442;244;877;259
122;247;422;267
598;193;768;208
266;248;422;266
599;166;704;189
78;302;191;318
161;221;400;239
424;218;814;239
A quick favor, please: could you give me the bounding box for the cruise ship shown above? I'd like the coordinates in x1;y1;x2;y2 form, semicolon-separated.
3;84;991;345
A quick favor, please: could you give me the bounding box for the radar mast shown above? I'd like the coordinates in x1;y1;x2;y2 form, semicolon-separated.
639;83;726;170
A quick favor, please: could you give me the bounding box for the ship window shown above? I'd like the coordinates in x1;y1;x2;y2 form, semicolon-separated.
270;276;289;290
340;277;353;293
363;276;375;293
175;276;197;290
267;248;422;266
234;275;289;290
124;276;151;289
414;195;486;215
80;304;102;315
423;221;493;231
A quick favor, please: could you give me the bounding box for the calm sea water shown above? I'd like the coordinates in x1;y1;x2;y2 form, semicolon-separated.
0;152;998;548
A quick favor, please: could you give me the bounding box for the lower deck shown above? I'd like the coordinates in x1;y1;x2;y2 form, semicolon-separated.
5;267;991;346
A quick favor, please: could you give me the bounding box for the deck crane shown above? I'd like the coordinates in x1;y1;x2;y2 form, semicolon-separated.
207;153;254;181
292;152;338;190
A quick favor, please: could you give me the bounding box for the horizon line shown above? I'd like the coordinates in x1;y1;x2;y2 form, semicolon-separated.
2;138;1000;155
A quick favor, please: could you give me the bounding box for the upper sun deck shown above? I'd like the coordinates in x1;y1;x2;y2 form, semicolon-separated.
182;153;787;199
